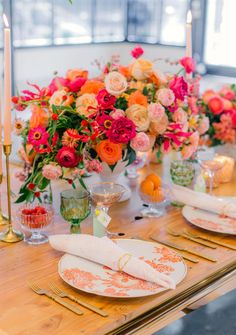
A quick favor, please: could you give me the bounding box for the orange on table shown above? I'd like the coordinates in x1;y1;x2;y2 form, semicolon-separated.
150;188;164;202
140;180;155;195
146;173;162;188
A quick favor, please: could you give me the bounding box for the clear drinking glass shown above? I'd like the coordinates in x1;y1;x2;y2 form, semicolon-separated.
60;189;91;233
18;203;54;245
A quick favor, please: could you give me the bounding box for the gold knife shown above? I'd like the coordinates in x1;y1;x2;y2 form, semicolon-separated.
185;230;236;251
167;230;217;249
150;236;217;262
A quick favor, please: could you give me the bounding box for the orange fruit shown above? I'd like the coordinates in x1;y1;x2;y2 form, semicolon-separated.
151;189;164;202
140;180;155;195
146;173;162;188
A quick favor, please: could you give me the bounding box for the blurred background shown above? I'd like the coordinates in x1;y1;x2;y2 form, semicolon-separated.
0;0;235;92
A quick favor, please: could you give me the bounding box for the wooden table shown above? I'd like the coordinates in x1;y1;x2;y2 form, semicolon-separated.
0;163;235;335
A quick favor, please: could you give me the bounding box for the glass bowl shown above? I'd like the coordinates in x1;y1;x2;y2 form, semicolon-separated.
139;186;169;218
18;204;54;245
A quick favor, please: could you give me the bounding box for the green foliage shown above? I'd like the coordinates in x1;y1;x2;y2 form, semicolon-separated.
114;96;128;110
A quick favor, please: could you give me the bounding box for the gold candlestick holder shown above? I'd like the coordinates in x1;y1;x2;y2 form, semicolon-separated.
0;144;24;242
0;173;8;225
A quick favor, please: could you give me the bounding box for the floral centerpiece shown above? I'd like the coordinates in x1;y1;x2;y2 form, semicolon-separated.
199;85;236;146
13;46;208;203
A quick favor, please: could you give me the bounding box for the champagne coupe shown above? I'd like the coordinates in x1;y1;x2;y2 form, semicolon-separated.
197;149;224;195
90;182;125;237
60;189;91;233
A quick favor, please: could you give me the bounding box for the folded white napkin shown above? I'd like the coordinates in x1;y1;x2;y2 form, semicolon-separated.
171;184;236;218
49;234;175;289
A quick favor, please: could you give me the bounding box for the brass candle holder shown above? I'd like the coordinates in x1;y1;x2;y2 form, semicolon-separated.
0;173;8;225
0;144;24;242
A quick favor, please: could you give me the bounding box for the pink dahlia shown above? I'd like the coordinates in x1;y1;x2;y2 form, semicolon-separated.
42;164;62;180
28;126;50;147
107;117;136;144
56;146;81;168
169;76;188;101
96;89;116;109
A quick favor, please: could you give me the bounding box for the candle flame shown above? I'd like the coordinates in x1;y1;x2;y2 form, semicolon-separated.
187;10;192;24
3;14;9;28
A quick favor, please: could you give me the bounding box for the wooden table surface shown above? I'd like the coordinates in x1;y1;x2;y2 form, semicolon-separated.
0;162;236;335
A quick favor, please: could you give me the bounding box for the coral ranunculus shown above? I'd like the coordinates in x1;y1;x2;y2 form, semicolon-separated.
29;104;49;128
56;146;80;168
179;56;195;74
80;80;104;95
208;96;224;114
96;140;122;165
169;76;188;101
128;90;148;107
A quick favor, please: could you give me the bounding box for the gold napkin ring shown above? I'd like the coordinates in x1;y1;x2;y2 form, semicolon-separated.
118;253;132;272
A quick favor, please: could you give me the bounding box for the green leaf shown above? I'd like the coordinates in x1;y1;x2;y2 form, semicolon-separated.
78;177;88;191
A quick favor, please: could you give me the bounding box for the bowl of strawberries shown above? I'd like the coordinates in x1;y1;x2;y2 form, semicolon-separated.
19;204;54;245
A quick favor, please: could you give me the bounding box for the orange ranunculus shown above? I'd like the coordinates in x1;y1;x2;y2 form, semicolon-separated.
96;140;122;165
128;90;148;107
119;66;131;80
80;80;104;95
66;69;88;81
29;104;49;128
149;72;161;87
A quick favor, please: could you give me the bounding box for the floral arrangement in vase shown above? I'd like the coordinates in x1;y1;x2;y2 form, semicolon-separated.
199;85;236;146
13;46;208;203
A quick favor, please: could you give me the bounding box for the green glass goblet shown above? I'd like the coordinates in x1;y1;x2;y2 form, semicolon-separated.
60;189;91;233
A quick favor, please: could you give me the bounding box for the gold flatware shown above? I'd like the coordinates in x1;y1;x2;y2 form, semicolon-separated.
167;229;217;249
150;236;217;262
28;282;84;315
49;283;108;317
131;235;199;263
185;230;236;250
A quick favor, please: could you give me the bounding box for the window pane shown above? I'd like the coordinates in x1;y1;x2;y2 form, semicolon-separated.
160;0;189;46
127;0;161;43
54;0;92;45
93;0;126;42
204;0;236;67
13;0;52;47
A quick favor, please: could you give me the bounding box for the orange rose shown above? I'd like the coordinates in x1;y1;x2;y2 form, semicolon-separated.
128;90;148;107
49;89;74;107
130;58;153;80
66;69;88;81
96;140;122;165
29;104;49;128
119;66;131;80
80;80;104;95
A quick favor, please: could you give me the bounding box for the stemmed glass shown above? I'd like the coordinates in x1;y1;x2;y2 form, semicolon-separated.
89;182;125;237
60;189;91;233
197;149;224;195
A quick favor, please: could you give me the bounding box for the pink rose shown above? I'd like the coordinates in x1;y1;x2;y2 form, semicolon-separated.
42;164;62;180
110;109;125;119
104;72;127;96
169;76;188;101
156;88;175;106
198;116;209;135
173;108;188;124
85;159;103;173
148;102;165;120
48;77;69;95
96;89;116;109
181;145;195;159
130;132;150;152
179;57;195;74
149;114;169;135
67;77;87;93
131;45;144;59
189;131;200;150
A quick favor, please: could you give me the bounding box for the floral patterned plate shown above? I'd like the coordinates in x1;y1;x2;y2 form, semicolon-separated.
182;205;236;235
58;239;187;298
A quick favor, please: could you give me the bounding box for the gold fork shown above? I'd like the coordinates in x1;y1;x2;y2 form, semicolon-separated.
167;229;217;249
49;282;108;317
28;282;84;315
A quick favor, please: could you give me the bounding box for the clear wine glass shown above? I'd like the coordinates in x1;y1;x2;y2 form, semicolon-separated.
90;182;125;237
60;189;91;233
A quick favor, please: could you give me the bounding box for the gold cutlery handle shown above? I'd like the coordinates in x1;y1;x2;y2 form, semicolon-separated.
47;293;84;315
184;249;217;262
68;294;108;317
181;254;199;263
196;237;236;250
183;235;217;249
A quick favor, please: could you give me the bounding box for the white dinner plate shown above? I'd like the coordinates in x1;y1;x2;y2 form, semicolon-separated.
58;239;187;298
182;205;236;235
